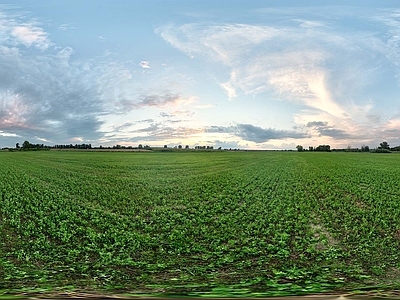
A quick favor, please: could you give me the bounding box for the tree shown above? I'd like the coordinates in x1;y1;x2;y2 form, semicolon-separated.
296;145;304;152
361;145;369;152
16;143;20;149
22;141;31;149
185;145;189;149
164;145;167;148
391;145;400;151
380;141;390;150
138;144;143;149
315;145;330;152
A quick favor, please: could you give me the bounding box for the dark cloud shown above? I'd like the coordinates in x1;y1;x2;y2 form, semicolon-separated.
114;122;134;131
207;124;307;143
134;123;160;133
307;121;351;139
116;94;193;113
306;121;328;127
139;94;181;107
317;128;350;139
235;124;308;143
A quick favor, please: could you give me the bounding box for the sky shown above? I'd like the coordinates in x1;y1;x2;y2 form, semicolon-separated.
1;0;400;150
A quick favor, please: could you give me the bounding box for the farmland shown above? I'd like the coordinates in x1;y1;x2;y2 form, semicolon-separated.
0;150;400;297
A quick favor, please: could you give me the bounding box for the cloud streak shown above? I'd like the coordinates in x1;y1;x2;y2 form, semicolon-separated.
115;94;196;113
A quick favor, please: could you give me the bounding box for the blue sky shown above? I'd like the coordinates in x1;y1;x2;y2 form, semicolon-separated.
1;1;400;149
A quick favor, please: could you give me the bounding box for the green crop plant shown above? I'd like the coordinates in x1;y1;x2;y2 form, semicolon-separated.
0;150;400;296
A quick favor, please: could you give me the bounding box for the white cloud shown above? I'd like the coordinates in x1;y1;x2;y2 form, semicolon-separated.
139;60;150;69
11;24;50;50
370;9;400;81
220;81;236;98
0;130;20;137
293;19;325;28
158;23;280;65
58;24;77;31
34;136;50;142
56;47;74;60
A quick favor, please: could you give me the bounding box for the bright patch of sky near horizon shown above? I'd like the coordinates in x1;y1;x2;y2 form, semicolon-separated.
0;0;400;149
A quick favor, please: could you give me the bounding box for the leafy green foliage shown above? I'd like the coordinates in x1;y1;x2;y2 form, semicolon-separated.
0;151;400;295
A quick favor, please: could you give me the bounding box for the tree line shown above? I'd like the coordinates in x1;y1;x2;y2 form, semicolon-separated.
15;141;92;150
296;141;400;153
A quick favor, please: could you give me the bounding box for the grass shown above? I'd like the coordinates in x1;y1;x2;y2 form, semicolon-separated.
0;150;400;297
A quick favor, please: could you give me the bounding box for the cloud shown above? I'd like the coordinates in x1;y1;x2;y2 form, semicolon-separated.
58;24;77;31
316;127;351;139
139;60;150;69
306;120;352;139
34;136;50;142
124;125;204;143
306;121;328;127
158;23;280;65
370;9;400;80
207;124;308;143
139;94;193;107
292;19;325;28
11;24;51;50
134;123;160;133
160;112;173;118
220;81;236;98
0;10;51;50
0;130;19;137
235;124;308;143
113;119;155;132
116;94;195;112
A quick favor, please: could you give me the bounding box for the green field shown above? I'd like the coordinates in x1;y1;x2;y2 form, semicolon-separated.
0;150;400;297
